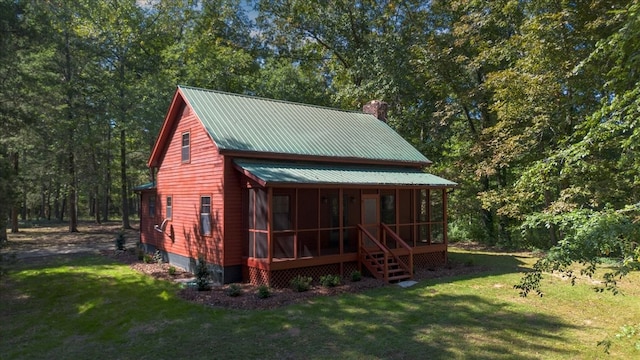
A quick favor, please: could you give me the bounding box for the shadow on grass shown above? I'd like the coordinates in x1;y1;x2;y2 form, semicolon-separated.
1;253;578;359
228;287;577;359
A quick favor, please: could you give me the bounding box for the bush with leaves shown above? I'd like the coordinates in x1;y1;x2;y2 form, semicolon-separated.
225;283;242;297
350;270;362;282
195;257;211;291
516;206;640;297
256;285;271;299
290;275;312;292
319;274;341;287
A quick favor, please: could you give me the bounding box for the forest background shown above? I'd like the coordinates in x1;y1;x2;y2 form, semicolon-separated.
1;0;639;279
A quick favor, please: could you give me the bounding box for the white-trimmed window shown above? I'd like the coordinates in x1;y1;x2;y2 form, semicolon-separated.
166;196;172;220
200;196;211;236
181;132;190;162
149;195;156;217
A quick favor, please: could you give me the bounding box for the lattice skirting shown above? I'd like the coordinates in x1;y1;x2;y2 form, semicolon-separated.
245;262;360;288
413;251;446;269
244;251;445;287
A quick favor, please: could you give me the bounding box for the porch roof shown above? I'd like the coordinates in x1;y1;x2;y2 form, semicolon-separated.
234;159;457;187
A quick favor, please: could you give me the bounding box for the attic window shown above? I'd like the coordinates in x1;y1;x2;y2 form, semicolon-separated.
181;132;190;162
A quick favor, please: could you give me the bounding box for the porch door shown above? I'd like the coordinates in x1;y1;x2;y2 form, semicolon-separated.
361;194;379;247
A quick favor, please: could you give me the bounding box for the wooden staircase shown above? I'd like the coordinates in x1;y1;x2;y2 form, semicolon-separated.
362;251;412;283
357;224;413;283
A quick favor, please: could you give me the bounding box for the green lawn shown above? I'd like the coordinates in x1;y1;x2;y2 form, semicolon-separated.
1;249;638;359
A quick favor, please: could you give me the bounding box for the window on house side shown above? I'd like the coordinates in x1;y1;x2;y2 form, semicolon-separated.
149;195;156;217
166;196;172;219
181;132;190;162
200;196;211;236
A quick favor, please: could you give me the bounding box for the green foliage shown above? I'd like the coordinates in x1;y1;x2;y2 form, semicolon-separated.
168;266;176;276
290;275;312;292
350;271;362;282
195;257;210;291
516;206;640;297
319;274;341;288
598;324;640;354
142;254;153;264
225;283;242;297
256;285;271;299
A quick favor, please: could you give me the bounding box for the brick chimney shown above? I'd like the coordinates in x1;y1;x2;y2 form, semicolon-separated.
363;100;388;122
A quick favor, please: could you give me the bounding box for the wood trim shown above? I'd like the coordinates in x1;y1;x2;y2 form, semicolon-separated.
149;90;185;167
245;253;359;271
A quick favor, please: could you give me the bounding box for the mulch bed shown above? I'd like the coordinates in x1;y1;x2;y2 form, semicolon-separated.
101;249;487;310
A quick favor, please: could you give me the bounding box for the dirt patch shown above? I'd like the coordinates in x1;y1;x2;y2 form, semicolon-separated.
101;248;488;311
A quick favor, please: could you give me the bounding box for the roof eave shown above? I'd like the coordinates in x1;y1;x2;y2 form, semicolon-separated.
222;149;432;168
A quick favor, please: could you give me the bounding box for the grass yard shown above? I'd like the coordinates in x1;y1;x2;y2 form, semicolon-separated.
1;230;639;359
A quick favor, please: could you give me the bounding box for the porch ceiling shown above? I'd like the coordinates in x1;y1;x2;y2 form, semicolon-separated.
233;159;457;187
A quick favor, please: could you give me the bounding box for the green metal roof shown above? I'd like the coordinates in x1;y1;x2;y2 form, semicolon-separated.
178;86;431;165
133;181;156;191
234;159;457;187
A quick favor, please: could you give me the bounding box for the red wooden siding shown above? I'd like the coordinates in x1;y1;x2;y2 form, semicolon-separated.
223;156;244;266
149;104;226;266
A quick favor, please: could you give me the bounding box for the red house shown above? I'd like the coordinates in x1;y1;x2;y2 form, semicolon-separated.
138;86;456;287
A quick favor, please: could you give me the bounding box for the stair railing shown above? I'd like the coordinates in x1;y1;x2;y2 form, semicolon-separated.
357;224;390;282
381;223;413;279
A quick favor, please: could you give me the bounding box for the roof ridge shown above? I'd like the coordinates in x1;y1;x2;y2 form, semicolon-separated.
177;85;365;115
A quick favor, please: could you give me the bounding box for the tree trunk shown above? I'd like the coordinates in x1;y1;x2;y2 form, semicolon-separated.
120;128;131;229
103;125;111;222
94;186;101;224
68;150;78;232
10;152;19;232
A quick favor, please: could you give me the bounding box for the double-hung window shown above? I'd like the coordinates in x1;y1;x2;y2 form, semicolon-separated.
166;196;172;219
200;196;211;236
181;132;190;162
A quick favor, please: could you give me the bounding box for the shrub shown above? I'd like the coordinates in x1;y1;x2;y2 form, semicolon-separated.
143;254;153;264
350;270;362;282
256;285;271;299
290;275;312;292
319;274;341;287
168;266;176;276
226;283;242;297
115;231;125;251
195;257;210;291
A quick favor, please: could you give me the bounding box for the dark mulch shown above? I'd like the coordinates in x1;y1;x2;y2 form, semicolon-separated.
102;249;487;311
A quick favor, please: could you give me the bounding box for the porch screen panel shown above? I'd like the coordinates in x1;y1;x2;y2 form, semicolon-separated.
273;233;294;258
320;190;339;229
343;227;358;253
273;194;291;230
248;189;255;229
320;229;340;255
343;189;360;226
255;188;267;230
297;189;318;229
431;189;444;244
297;231;318;257
255;232;268;258
398;190;412;223
431;189;443;222
380;190;395;226
416;189;429;246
